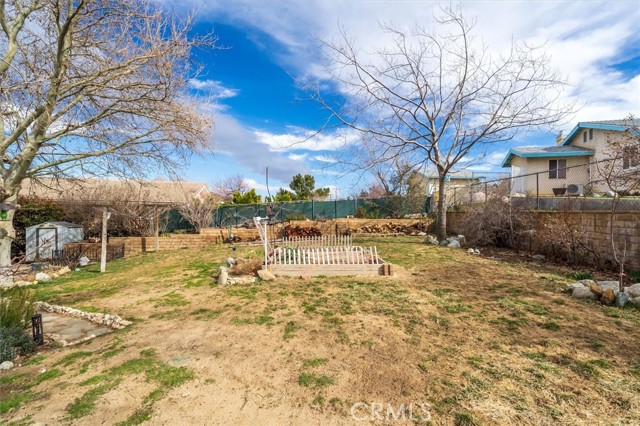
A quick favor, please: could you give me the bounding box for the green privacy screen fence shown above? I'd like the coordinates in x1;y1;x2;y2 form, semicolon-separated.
212;196;431;228
163;196;431;232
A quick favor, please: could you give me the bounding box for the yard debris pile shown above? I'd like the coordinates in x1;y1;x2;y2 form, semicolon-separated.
568;281;640;308
35;302;132;329
347;221;430;236
283;225;322;238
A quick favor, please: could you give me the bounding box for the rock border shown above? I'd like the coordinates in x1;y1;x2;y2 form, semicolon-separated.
35;301;132;330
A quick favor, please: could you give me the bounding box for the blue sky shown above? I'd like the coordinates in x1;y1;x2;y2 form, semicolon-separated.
167;0;640;198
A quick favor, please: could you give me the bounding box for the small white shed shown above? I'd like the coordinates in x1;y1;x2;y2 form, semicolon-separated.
25;221;84;262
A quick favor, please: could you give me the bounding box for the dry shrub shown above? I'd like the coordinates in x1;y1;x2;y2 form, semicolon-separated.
230;258;263;276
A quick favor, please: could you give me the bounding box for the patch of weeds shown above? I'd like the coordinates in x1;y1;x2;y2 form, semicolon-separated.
541;321;561;331
80;374;108;387
454;411;479;426
284;321;298;340
526;304;548;316
523;352;547;361
146;365;195;388
0;392;34;415
572;271;592;280
431;288;454;297
467;356;483;368
298;373;334;387
493;316;528;332
443;302;471;314
311;395;325;407
226;286;260;300
553;298;566;305
360;339;374;349
429;313;450;328
571;360;603;378
255;315;273;326
329;397;344;411
115;407;153;426
191;308;221;320
66;377;122;419
149;309;182;320
588;340;604;351
27;368;63;387
101;346;125;360
418;360;429;372
0;373;27;386
143;388;167;405
54;350;93;367
153;292;189;307
303;358;327;368
22;354;46;366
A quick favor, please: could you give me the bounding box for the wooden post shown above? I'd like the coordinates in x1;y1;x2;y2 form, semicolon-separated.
100;208;109;273
154;206;159;252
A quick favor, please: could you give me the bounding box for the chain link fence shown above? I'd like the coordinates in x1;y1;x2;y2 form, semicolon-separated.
449;158;640;211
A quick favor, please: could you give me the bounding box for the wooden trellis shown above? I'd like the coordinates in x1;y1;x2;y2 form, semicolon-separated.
269;245;392;276
281;234;352;248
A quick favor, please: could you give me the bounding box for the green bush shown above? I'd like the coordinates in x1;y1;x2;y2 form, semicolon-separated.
573;271;593;281
0;326;36;362
0;288;35;329
629;269;640;284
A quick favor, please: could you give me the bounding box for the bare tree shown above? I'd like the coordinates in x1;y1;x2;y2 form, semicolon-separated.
591;116;640;291
0;0;214;277
214;174;249;201
179;194;220;233
309;6;573;240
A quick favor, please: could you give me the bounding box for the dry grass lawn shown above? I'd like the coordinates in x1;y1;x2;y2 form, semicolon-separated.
1;236;639;425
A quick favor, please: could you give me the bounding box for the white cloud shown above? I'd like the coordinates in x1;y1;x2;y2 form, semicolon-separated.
313;155;337;163
287;153;307;161
255;127;358;152
188;79;239;99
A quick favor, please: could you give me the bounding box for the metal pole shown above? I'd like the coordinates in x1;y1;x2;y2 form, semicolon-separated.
154;206;159;252
263;220;268;269
536;173;540;210
334;198;337;219
100;208;109;273
311;199;314;220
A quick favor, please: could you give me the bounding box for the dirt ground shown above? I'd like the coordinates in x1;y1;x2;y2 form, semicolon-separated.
1;237;639;426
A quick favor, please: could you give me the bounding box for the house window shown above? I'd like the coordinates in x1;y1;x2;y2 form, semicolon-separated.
549;159;567;179
622;145;639;169
589;128;593;140
583;131;587;143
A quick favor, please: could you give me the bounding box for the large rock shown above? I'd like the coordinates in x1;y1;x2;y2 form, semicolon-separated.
601;288;615;305
226;257;237;268
597;281;621;293
566;282;585;292
589;283;603;297
457;235;466;246
217;267;228;286
615;292;630;308
630;297;640;309
447;240;461;249
578;279;597;287
0;361;14;370
423;235;438;245
35;272;51;282
257;269;276;281
572;286;597;300
78;256;90;267
624;284;640;298
532;254;545;261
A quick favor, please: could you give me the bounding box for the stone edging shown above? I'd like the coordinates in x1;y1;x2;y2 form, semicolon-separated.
35;302;132;329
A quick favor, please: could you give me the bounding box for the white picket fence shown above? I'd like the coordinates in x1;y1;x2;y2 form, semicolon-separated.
281;235;352;248
271;245;379;265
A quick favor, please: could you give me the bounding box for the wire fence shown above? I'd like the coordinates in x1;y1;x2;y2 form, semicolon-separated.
448;158;640;211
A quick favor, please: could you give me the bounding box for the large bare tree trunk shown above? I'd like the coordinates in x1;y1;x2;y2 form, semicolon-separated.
0;191;17;284
436;177;447;241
